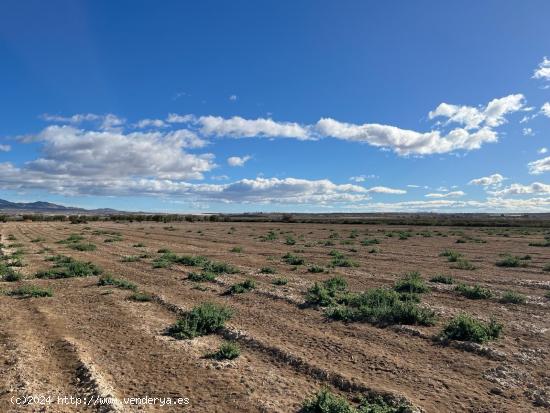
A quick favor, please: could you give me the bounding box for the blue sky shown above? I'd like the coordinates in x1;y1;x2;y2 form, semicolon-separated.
1;0;550;212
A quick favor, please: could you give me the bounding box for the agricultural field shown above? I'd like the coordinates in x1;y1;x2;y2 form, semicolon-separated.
0;220;549;412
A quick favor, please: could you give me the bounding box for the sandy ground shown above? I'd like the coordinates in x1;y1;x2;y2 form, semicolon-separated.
0;221;549;412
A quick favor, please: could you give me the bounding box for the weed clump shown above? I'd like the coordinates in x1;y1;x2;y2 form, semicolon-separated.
228;279;256;294
283;253;305;266
167;302;233;339
495;255;528;268
455;283;493;300
188;272;217;282
229;246;243;253
206;341;240;360
439;313;502;343
260;266;276;274
98;275;137;291
430;275;454;284
308;265;325;273
305;277;348;307
272;277;288;285
129;292;152;302
393;272;429;294
499;290;526;304
69;243;97;251
439;249;462;262
7;284;53;298
301;388;409;413
450;259;476;271
37;255;102;279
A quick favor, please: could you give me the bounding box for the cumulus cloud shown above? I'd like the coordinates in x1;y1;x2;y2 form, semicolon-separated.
41;113;126;131
229;95;238;101
425;191;465;198
523;128;534;136
166;113;196;123
468;173;505;186
428;94;525;130
533;57;550;81
227;155;251;167
528;156;550;175
349;174;377;182
542;102;550;118
490;182;550;196
539;147;548;154
365;186;406;195
0;144;11;152
135;118;167;129
198;116;312;140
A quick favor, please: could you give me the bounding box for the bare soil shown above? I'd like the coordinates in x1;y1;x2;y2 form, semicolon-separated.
1;221;549;412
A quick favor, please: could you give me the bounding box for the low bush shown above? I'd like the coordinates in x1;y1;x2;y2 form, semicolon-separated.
229;246;243;253
499;290;526;304
228;279;256;294
393;272;429;294
361;238;380;246
37;255;102;279
7;284;53;298
305;277;348;307
98;275;137;291
455;283;493;299
325;288;436;326
260;266;276;274
450;259;476;271
129;292;152;302
301;388;409;413
439;313;502;343
133;243;146;247
272;277;288;285
429;275;454;284
495;255;528;268
283;253;305;266
188;272;217;282
120;255;141;262
167;302;233;339
308;265;325;273
206;341;240;360
439;249;462;262
68;243;97;251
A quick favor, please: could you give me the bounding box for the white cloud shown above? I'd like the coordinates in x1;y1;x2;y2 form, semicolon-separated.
18;125;214;181
229;95;238;101
366;186;406;195
0;144;11;152
135;118;167;129
41;113;126;131
198;116;312;140
541;102;550;118
468;173;505;186
539;147;548;154
349;174;377;182
428;94;525;129
425;191;465;198
523;128;534;136
490;182;550;196
528;156;550;175
316;118;498;155
533;57;550;81
166;113;196;123
227;155;251;167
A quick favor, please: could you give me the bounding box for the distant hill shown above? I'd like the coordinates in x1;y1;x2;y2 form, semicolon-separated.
0;198;119;214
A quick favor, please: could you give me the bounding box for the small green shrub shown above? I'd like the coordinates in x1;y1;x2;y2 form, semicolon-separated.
98;275;137;291
228;279;256;294
260;266;276;274
430;275;454;284
7;284;53;298
69;243;97;251
301;388;408;413
393;272;429;294
455;283;493;299
495;255;528;268
133;243;146;247
439;313;502;343
439;249;462;262
450;259;476;270
167;302;233;339
129;292;152;302
272;277;288;285
305;277;348;307
207;341;240;360
361;238;379;246
229;246;243;253
308;265;325;273
31;237;45;243
36;256;102;279
188;272;217;282
499;290;526;304
285;236;296;245
283;253;304;266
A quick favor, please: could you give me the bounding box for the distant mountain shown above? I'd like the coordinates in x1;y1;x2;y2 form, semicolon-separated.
0;198;120;214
